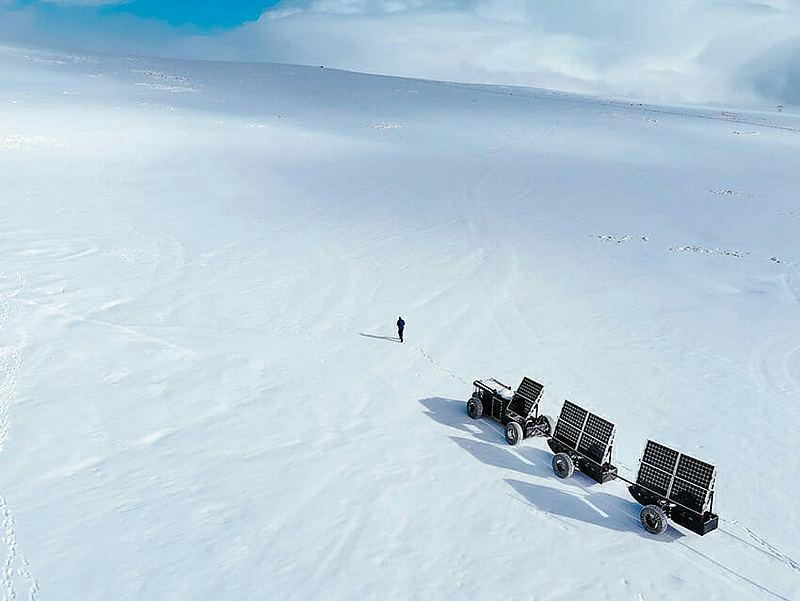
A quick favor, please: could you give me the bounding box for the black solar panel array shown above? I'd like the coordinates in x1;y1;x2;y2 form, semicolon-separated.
676;455;716;490
577;413;616;464
636;440;716;514
641;440;679;474
637;463;671;497
553;400;615;464
508;377;544;416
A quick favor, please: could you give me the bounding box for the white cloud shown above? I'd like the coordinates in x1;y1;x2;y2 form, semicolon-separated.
168;0;800;106
2;0;800;106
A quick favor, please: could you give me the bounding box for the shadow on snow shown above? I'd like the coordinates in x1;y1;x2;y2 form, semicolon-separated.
359;332;400;343
419;396;684;540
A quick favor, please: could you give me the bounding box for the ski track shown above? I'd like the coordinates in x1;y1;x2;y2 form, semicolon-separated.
0;275;38;601
458;155;534;351
751;262;800;399
23;299;197;357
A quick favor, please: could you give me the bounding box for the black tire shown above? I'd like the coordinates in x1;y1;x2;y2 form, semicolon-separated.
505;421;524;446
536;414;555;437
552;452;574;478
640;505;668;535
467;396;483;420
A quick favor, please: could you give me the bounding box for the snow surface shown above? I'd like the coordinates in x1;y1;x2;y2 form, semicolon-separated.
1;43;800;600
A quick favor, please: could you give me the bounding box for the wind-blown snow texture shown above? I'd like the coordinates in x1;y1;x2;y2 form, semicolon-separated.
1;44;800;600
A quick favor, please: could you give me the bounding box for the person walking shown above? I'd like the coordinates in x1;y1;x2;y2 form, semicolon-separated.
396;316;405;343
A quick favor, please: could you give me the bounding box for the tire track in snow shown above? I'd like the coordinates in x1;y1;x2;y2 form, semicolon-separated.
719;521;800;574
586;475;798;599
676;537;792;601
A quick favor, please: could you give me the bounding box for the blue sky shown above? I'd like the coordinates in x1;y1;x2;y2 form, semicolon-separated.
103;0;276;28
10;0;275;29
1;0;799;107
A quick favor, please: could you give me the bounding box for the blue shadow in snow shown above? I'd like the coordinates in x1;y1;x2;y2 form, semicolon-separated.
449;436;537;476
506;479;684;539
419;397;504;444
419;397;684;539
359;332;400;343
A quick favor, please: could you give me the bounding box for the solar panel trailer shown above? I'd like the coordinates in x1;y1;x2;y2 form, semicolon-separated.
546;400;618;484
467;377;554;445
622;440;719;535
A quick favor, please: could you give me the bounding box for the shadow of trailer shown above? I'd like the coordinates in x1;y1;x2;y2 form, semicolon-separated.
467;377;554;445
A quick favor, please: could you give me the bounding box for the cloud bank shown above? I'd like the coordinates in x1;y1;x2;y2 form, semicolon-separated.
184;0;800;106
3;0;800;107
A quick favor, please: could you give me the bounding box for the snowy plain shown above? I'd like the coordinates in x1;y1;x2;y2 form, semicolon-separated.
1;43;800;600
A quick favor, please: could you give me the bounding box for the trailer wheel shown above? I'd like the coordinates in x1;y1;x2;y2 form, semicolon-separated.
552;452;574;478
466;396;483;419
536;414;555;437
505;421;523;446
640;505;668;535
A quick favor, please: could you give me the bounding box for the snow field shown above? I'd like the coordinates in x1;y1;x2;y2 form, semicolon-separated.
0;44;799;599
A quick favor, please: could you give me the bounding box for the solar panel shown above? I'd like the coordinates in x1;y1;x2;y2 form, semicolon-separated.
637;463;671;497
507;377;544;417
676;454;715;490
560;400;588;430
670;479;708;514
553;401;615;464
516;377;544;404
641;440;679;474
584;413;615;445
636;440;716;515
553;421;581;448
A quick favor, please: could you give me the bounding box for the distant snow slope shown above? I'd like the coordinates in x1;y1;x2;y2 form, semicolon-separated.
1;43;799;600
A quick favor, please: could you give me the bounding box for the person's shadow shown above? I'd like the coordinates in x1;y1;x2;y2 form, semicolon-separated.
359;332;400;343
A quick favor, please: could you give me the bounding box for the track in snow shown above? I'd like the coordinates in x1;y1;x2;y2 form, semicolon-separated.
0;273;38;601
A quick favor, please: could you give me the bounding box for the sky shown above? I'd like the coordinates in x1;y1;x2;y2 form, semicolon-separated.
1;0;800;107
6;0;272;28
